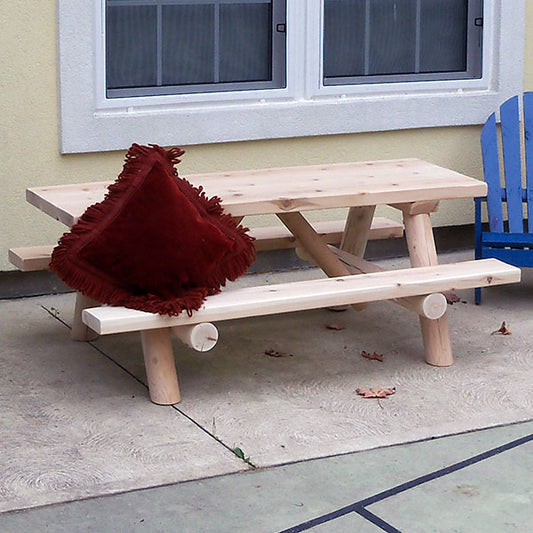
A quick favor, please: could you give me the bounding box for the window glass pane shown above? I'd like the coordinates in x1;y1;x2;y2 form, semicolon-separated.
368;0;416;76
323;0;365;78
420;0;467;73
219;2;272;83
105;0;285;96
162;5;215;86
106;6;157;89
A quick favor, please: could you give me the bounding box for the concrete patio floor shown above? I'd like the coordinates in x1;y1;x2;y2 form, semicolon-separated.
1;251;532;532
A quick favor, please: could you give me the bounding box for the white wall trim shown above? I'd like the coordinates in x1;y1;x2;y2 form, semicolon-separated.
58;0;525;154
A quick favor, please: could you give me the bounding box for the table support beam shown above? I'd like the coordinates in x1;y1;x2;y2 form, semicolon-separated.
277;212;352;278
403;211;454;367
279;211;372;312
71;293;100;341
390;200;440;216
336;205;377;310
330;246;447;320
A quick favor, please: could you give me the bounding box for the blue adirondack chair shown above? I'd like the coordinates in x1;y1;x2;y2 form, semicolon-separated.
475;92;533;303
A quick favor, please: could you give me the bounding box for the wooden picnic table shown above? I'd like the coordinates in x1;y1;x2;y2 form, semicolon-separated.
24;158;520;405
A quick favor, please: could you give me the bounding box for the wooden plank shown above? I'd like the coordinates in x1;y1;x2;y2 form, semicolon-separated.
7;218;404;273
26;185;108;228
27;159;487;226
389;200;440;215
500;95;524;233
9;245;54;271
523;92;533;232
329;246;447;320
251;217;403;251
276;212;352;278
481;114;505;232
82;259;520;335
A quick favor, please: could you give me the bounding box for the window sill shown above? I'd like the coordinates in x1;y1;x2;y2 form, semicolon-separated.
61;87;511;153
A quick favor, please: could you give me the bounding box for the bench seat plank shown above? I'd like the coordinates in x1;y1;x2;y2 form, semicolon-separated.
8;245;55;272
253;216;402;251
83;259;520;335
9;218;403;271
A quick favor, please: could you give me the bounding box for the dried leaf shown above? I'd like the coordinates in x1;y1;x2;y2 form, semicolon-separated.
356;387;396;399
443;291;465;305
491;321;511;335
265;349;283;357
361;350;384;362
265;349;293;358
326;323;346;331
327;305;349;312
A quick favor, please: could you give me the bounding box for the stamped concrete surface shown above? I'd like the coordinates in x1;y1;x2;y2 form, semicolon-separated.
88;252;532;467
0;251;532;516
0;421;530;532
0;299;248;513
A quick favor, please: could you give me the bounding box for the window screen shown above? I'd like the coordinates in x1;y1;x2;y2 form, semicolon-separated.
106;0;286;98
323;0;482;85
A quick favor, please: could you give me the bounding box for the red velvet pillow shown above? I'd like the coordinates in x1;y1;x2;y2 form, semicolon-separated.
50;144;255;316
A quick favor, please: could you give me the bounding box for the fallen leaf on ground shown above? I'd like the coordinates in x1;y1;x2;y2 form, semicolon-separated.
356;387;396;399
327;305;349;312
265;349;293;357
491;321;511;335
361;350;384;362
326;323;346;330
443;291;466;305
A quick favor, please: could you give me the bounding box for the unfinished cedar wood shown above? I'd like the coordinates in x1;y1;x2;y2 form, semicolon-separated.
26;158;487;225
8;217;404;272
329;245;447;319
24;157;512;405
8;246;54;272
250;216;403;250
81;258;520;405
82;259;520;336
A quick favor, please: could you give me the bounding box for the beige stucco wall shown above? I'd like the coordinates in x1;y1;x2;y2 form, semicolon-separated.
1;2;532;272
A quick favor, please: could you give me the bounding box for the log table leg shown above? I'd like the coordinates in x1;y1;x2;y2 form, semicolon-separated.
340;206;376;258
71;292;100;341
403;211;454;367
141;328;181;405
337;206;377;310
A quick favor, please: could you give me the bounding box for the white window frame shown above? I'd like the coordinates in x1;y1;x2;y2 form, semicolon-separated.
307;0;486;98
58;0;525;154
99;0;290;102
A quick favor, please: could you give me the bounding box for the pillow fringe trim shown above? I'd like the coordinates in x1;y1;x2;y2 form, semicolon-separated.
50;143;255;316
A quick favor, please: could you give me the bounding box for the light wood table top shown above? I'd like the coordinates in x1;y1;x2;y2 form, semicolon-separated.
27;158;486;226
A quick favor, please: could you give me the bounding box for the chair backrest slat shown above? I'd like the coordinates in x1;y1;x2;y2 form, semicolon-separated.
499;95;524;233
481;113;504;232
523;92;533;232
